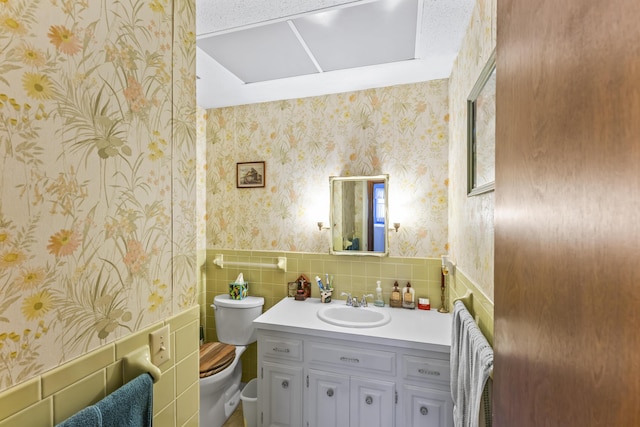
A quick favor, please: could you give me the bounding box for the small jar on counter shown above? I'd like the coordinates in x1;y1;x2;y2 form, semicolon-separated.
418;298;431;310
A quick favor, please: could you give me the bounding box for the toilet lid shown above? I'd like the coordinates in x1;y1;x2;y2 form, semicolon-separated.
199;342;236;378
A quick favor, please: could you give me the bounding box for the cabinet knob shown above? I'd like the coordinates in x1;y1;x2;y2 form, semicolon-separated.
365;396;373;405
420;406;429;416
326;388;334;397
282;380;289;389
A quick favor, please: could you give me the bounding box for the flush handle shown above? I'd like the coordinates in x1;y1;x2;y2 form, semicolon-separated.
327;388;334;397
365;396;373;405
282;380;289;389
420;406;429;415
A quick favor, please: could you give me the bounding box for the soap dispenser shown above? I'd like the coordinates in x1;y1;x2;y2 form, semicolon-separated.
374;281;384;307
390;281;402;308
402;282;415;309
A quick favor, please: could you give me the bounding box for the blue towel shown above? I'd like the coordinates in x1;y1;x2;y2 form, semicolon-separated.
56;405;101;427
56;373;153;427
451;301;493;427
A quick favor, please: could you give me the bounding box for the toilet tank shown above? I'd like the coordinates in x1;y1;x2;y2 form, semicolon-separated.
212;295;265;345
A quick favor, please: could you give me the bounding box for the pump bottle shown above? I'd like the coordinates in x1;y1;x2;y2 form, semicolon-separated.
374;281;384;307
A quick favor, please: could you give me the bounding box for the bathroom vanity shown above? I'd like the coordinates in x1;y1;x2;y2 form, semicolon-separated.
254;297;453;427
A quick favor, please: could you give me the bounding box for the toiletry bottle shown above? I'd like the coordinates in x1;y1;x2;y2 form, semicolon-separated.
390;281;402;308
374;281;384;307
402;282;415;309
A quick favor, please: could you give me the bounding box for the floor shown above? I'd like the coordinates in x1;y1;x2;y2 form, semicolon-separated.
222;402;245;427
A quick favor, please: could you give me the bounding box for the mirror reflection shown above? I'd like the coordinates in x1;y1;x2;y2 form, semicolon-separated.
329;175;389;256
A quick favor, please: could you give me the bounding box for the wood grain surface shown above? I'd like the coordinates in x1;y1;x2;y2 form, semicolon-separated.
495;1;640;425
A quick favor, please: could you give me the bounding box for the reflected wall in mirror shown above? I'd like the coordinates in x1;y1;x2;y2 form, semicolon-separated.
330;175;389;256
467;49;496;196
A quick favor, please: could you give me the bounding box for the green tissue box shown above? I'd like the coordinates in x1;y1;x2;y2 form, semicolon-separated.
229;282;248;300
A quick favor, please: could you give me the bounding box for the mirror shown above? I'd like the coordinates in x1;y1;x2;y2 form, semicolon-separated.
329;175;389;256
467;49;496;196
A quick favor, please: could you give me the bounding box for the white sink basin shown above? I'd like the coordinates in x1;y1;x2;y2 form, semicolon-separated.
317;305;391;328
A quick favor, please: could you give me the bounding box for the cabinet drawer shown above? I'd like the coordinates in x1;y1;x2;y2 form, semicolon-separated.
402;355;450;385
308;341;395;374
262;336;303;362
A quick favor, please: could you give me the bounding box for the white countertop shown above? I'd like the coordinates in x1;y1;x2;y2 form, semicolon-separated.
254;297;452;354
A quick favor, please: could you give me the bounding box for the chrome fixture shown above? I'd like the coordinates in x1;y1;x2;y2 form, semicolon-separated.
317;221;330;231
360;294;373;307
341;292;353;306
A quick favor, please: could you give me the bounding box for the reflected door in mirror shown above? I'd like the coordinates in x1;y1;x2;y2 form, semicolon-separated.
329;175;389;257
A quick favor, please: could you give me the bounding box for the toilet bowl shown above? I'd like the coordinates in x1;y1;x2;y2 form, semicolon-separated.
199;294;264;427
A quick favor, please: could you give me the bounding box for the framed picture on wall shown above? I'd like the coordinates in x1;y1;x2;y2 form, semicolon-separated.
236;161;265;188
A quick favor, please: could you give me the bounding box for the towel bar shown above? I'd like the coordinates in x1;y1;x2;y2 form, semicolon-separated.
212;254;287;272
124;346;161;383
453;290;473;310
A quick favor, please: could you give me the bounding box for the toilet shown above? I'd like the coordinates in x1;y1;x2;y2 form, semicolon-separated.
199;294;264;427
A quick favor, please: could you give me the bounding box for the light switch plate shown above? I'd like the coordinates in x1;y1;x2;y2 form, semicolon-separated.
150;325;171;366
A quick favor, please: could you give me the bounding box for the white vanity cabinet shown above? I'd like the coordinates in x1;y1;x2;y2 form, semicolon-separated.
307;369;350;426
306;339;396;427
402;384;453;427
400;354;453;427
348;376;395;427
307;371;396;427
257;330;452;427
259;335;304;427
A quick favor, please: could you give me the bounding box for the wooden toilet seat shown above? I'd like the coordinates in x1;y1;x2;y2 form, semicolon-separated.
199;342;236;378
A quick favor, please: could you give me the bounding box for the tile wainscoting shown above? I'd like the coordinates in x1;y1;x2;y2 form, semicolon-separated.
0;306;200;427
202;249;494;382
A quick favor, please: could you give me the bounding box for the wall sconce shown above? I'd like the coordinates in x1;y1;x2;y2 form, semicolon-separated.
317;222;330;231
389;222;401;232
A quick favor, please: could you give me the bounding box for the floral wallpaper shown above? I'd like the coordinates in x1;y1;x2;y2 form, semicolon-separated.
205;81;450;258
449;0;496;299
0;0;196;392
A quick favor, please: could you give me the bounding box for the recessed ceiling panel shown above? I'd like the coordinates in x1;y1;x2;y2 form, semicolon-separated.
196;21;319;83
293;0;419;72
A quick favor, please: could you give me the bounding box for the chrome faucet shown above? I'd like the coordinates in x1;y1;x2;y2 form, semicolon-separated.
360;294;373;307
341;292;353;306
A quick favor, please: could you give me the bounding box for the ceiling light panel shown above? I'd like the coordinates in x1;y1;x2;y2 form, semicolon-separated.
196;21;320;83
292;0;419;72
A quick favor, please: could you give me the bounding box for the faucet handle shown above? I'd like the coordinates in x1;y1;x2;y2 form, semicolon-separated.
361;294;373;307
340;292;353;306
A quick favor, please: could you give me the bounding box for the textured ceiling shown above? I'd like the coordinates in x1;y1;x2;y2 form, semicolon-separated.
196;0;474;109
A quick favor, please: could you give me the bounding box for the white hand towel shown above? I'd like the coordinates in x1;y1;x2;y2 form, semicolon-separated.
451;300;493;427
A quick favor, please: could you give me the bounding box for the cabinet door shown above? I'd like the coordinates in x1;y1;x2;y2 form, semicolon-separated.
261;361;303;427
402;384;453;427
349;376;395;427
307;369;350;427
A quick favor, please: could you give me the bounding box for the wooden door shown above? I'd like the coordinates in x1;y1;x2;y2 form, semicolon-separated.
495;1;640;425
